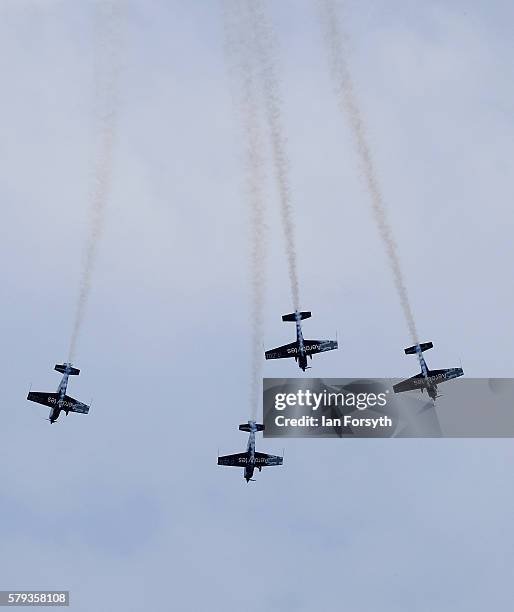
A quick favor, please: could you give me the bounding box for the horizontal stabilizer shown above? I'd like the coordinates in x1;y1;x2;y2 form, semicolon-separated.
239;423;264;432
404;342;433;355
282;311;311;322
55;364;80;375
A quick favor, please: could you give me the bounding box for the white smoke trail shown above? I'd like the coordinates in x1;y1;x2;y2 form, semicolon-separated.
68;1;122;362
319;0;419;344
247;0;301;312
222;0;267;419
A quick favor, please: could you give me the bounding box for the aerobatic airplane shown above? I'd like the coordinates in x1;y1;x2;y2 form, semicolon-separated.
393;342;463;401
264;310;338;371
27;363;90;424
218;421;283;482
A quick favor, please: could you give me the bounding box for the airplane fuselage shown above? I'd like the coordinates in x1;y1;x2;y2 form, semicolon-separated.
416;347;435;399
49;371;70;423
244;428;256;482
415;348;441;400
294;316;308;371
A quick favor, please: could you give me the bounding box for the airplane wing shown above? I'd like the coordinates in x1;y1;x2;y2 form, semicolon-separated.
218;453;249;466
393;374;425;394
27;391;59;407
426;368;464;383
63;395;90;414
303;339;338;355
26;392;89;414
265;342;298;360
254;452;283;467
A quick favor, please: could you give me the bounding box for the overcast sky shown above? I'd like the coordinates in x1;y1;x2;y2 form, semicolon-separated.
1;1;513;610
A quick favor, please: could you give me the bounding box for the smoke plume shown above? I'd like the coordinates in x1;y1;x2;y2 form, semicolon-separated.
68;1;122;362
247;0;301;312
222;0;267;419
319;0;418;344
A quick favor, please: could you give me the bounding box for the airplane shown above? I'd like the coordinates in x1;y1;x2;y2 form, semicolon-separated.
27;363;90;424
393;342;463;402
218;421;283;482
264;310;338;371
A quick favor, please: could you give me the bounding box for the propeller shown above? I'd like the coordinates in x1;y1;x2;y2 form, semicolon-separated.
42;417;61;424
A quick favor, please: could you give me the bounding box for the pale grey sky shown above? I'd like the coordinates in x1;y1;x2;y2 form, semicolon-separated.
1;1;513;610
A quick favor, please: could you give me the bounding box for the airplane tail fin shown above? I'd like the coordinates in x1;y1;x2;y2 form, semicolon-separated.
404;342;433;355
282;311;311;322
239;422;265;433
55;363;80;376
